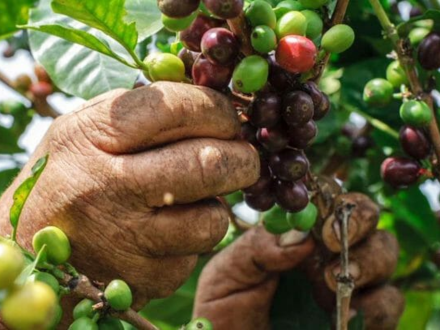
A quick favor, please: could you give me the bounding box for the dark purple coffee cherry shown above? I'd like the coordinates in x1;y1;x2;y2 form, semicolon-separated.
239;122;258;145
249;93;282;128
201;28;240;65
302;81;330;120
269;149;309;181
243;161;272;195
268;55;300;92
282;91;315;127
157;0;200;18
314;93;330;120
381;157;421;188
203;0;244;19
244;193;276;211
399;125;431;159
352;136;374;158
181;15;223;52
192;55;233;90
289;120;318;149
274;180;309;212
178;48;198;77
418;32;440;70
257;124;289;152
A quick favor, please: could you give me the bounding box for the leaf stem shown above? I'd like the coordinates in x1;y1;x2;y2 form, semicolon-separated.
369;0;440;174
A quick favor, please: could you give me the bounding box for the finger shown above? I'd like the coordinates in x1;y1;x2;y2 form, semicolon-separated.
128;199;229;256
351;285;405;330
119;138;260;207
76;82;240;154
324;231;399;291
322;193;379;253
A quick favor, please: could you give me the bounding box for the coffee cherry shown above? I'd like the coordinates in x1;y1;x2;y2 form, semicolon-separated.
386;61;408;88
276;35;317;73
275;11;307;39
363;78;393;107
192;55;233;90
30;81;53;98
400;100;432;127
232;55;269;93
178;48;198;77
275;1;305;19
244;192;276;211
249;93;282;128
251;25;277;54
274;180;309;212
98;317;124;330
409;27;430;47
0;242;24;289
1;282;57;330
299;0;328;9
162;12;197;32
28;272;60;294
268;55;299;92
282;91;314;127
381;157;421;188
302;81;330;120
245;0;277;29
352;136;374;157
269;149;309;181
321;24;355;54
302;10;323;40
68;317;98;330
33;226;71;265
181;15;222;52
186;318;213;330
202;0;244;19
314;93;330;120
34;65;51;83
73;299;95;320
239;122;258;145
399;125;431;159
263;205;291;234
157;0;200;18
144;53;186;82
289;120;317;149
286;202;317;231
104;279;133;311
418;32;440;70
257;124;289;152
48;304;63;330
201;28;239;65
243;161;271;193
14;74;32;92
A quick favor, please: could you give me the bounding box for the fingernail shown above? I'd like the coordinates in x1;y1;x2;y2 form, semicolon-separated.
332;261;361;280
332;220;341;242
279;229;309;247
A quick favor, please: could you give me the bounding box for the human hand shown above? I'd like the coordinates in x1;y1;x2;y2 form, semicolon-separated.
0;82;259;309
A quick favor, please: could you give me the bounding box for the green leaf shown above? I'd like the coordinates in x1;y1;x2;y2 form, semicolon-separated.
125;0;163;41
15;245;47;286
51;0;138;50
0;168;20;195
270;270;331;330
397;10;440;36
348;312;364;330
27;0;138;99
398;290;435;330
0;127;24;154
10;155;48;241
0;0;36;39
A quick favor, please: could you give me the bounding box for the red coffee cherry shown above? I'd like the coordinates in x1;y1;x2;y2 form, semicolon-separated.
275;35;317;73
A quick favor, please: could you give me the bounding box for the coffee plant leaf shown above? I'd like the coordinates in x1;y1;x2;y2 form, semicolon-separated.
0;0;37;39
397;10;440;36
125;0;163;41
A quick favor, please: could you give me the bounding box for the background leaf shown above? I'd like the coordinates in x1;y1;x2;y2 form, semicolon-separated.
125;0;163;41
0;127;24;154
0;0;37;39
0;168;20;195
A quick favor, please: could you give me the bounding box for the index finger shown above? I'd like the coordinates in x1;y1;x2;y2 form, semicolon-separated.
76;82;241;154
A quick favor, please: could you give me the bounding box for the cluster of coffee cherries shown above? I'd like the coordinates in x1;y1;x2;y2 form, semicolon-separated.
153;0;354;234
363;22;440;188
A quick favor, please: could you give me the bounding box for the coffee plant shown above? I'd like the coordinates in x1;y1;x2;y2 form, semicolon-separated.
1;0;440;329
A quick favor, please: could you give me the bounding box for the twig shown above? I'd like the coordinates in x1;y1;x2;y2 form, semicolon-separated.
227;13;254;56
335;202;356;330
369;0;440;175
0;70;61;118
60;274;158;330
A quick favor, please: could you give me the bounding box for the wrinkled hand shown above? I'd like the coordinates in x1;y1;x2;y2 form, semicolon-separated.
0;82;259;308
194;193;404;330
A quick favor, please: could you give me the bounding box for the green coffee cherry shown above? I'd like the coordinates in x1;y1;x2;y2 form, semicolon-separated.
274;0;304;19
251;25;277;53
73;299;96;320
363;78;394;107
299;0;329;9
245;0;277;29
409;27;430;46
68;317;98;330
321;24;355;54
386;61;408;88
48;304;63;330
186;318;213;330
400;100;432;127
143;53;186;82
263;206;291;234
28;272;60;294
32;226;71;265
0;242;24;289
104;280;133;311
162;12;197;32
98;317;124;330
232;55;269;93
275;11;307;39
301;10;323;40
286;202;317;231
